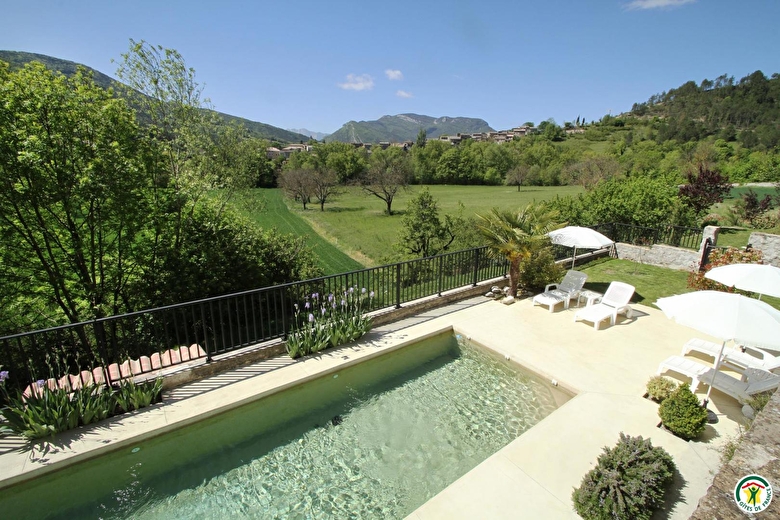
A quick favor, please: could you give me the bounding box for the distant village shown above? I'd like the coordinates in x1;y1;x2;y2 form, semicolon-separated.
266;124;585;159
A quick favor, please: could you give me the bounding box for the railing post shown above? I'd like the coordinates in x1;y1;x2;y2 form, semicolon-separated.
395;263;402;309
437;255;444;296
472;248;480;287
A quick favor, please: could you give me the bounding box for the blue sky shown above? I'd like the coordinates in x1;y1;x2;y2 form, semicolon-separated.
2;0;779;134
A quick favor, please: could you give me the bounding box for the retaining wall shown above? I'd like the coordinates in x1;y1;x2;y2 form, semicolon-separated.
613;243;701;271
749;232;780;267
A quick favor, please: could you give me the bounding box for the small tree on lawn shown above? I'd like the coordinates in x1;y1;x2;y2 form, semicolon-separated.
279;168;314;210
476;203;561;298
396;188;458;258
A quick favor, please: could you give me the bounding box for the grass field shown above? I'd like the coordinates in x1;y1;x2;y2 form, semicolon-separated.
227;189;364;275
266;185;584;266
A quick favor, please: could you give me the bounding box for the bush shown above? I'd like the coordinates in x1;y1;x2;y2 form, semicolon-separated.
658;384;708;440
518;247;565;292
646;375;678;403
688;247;764;292
572;433;675;520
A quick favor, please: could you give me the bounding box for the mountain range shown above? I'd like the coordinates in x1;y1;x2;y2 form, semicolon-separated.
1;51;499;144
0;50;311;144
287;128;330;141
325;114;494;143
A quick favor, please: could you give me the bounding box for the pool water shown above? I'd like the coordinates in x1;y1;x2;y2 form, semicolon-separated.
1;333;566;519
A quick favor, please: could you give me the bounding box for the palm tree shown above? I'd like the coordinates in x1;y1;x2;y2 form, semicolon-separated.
476;203;562;298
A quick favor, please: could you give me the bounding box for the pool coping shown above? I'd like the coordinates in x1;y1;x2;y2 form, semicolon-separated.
0;297;746;519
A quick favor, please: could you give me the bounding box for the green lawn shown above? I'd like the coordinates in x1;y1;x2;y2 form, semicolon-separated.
578;258;693;308
272;185;584;265
227;189;364;275
578;257;780;311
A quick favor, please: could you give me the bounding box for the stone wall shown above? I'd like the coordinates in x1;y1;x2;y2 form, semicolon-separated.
690;390;780;519
749;232;780;267
613;243;701;271
612;225;719;271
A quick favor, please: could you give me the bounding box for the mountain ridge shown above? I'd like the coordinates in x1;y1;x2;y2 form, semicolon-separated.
325;113;494;143
0;50;310;144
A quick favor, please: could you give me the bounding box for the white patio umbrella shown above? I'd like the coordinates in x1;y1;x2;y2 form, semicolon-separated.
705;263;780;300
547;226;614;268
656;291;780;403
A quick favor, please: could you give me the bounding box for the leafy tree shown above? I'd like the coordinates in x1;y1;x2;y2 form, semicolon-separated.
0;61;151;329
114;39;254;247
415;128;427;149
279;169;314;209
312;142;367;183
476;203;561;297
310;169;342;211
549;175;694;228
735;189;773;225
678;166;731;219
361;147;412;215
396;189;457;258
537;118;566;141
144;201;321;304
505;165;531;191
561;155;622;189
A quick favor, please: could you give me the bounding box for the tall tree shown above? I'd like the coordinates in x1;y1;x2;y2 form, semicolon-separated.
114;39;249;243
476;204;561;297
0;62;151;329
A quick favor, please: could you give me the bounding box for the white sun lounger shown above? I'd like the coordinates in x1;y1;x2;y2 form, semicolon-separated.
681;338;780;373
657;355;780;403
573;281;635;330
532;270;587;312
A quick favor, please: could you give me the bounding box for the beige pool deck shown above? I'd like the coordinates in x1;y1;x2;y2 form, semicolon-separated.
0;295;748;518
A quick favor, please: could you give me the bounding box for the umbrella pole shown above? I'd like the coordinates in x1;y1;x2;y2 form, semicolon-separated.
571;246;577;269
703;340;727;408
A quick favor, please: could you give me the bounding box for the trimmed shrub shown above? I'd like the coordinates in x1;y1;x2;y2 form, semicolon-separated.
658;384;708;440
646;375;678;403
572;433;675;520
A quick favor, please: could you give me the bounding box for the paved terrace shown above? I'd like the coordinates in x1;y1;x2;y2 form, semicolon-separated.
0;295;749;518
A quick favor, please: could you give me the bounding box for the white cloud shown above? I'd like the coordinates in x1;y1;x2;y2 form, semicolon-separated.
385;69;404;81
338;74;374;91
396;90;413;98
625;0;695;10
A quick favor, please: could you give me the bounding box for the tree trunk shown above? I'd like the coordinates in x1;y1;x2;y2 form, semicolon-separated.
508;259;520;297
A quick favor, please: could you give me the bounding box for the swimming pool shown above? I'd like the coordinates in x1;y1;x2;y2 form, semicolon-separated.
1;332;567;519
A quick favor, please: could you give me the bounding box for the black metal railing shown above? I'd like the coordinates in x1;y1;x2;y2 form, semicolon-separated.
593;222;704;250
0;247;507;392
